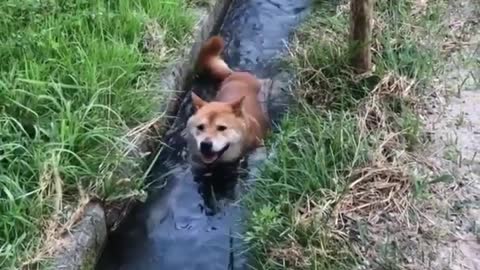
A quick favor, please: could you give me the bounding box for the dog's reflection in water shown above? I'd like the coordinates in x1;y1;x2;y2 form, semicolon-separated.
192;160;247;216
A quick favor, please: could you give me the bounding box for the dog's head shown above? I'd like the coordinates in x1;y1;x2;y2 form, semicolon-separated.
186;92;247;164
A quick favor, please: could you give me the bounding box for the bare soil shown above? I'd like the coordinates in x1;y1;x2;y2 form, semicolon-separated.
380;0;479;268
343;1;480;269
420;1;480;268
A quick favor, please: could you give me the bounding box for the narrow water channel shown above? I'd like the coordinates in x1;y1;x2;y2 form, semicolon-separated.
96;1;310;269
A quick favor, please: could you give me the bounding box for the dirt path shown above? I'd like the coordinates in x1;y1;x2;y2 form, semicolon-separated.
420;0;480;268
350;1;480;269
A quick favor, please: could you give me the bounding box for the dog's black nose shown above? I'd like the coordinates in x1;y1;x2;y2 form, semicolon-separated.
200;140;213;154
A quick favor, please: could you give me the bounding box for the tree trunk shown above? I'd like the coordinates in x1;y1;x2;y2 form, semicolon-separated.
350;0;374;73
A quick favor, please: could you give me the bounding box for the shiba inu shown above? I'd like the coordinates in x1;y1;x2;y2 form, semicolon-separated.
186;36;269;165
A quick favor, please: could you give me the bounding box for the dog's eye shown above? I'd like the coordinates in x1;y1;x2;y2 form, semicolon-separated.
197;124;205;131
217;125;227;131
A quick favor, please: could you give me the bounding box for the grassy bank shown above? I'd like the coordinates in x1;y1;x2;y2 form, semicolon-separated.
245;0;445;269
0;0;196;268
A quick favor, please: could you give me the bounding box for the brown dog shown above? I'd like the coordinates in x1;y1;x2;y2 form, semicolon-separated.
186;36;269;165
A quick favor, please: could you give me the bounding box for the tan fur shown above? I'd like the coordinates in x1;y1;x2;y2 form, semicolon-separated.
187;36;269;164
196;36;233;81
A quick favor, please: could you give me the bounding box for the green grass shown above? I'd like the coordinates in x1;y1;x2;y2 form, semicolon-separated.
245;0;446;269
245;108;368;269
0;0;196;268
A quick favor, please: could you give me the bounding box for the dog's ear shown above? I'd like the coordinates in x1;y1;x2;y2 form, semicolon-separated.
192;92;206;110
229;96;245;116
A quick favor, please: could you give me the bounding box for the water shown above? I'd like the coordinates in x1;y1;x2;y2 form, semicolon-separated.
96;1;309;269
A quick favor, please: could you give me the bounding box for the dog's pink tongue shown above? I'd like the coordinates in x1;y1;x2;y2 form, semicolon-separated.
201;154;218;164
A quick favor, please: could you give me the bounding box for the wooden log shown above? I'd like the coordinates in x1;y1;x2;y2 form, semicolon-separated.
350;0;374;73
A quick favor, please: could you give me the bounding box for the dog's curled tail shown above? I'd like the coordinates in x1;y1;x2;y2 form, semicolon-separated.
197;36;232;81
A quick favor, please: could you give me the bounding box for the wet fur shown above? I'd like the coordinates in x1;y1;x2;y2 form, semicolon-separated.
187;36;269;164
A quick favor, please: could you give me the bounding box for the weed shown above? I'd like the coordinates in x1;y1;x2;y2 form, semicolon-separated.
245;0;447;268
245;105;368;269
0;0;196;268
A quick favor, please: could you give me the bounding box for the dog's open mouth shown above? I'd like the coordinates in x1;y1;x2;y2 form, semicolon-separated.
200;144;230;164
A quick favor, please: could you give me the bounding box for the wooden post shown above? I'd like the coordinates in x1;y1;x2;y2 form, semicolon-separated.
350;0;374;73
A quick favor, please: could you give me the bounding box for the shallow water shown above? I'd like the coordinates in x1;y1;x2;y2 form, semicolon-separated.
96;1;309;269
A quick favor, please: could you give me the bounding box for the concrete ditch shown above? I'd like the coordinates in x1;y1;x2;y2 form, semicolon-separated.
95;0;310;269
51;1;232;269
